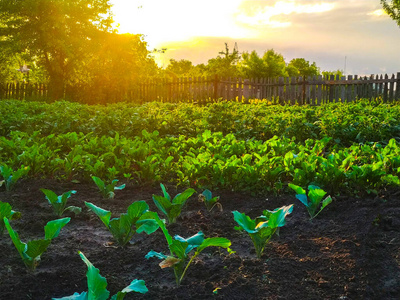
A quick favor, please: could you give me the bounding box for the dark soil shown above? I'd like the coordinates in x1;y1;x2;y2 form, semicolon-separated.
1;179;399;300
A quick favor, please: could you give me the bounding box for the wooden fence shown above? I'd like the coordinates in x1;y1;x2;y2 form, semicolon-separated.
1;72;400;104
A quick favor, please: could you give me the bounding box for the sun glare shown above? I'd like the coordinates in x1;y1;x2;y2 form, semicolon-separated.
111;0;246;49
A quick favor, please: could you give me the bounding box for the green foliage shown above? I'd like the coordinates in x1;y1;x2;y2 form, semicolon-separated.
85;201;159;246
198;189;222;212
381;0;400;27
4;217;70;270
52;251;148;300
144;212;231;285
288;184;332;219
152;183;196;224
287;58;320;78
0;164;29;191
41;189;81;217
233;205;293;258
206;43;240;77
0;201;21;235
91;176;125;199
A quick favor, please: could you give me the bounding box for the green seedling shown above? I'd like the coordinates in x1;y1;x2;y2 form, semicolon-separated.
198;189;222;212
233;204;293;258
41;189;81;217
91;176;125;199
144;212;231;285
0;201;21;235
52;251;148;300
152;183;196;224
0;165;30;191
4;217;70;270
85;201;159;246
288;184;332;219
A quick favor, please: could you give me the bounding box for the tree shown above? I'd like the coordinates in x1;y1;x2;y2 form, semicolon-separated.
239;49;287;78
322;69;344;79
166;59;194;77
0;0;113;100
381;0;400;27
287;58;320;78
206;43;240;78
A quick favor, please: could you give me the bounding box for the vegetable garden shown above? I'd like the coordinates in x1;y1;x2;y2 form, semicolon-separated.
0;99;399;299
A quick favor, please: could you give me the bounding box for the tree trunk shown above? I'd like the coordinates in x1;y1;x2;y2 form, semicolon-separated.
48;73;65;101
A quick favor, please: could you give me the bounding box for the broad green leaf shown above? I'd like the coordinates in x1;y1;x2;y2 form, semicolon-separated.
114;184;125;191
295;194;309;207
266;205;294;229
52;292;88;300
25;239;51;259
308;187;327;205
160;183;171;201
111;279;148;300
85;202;111;227
174;231;204;254
4;217;28;257
44;218;71;240
202;189;212;201
170;240;189;259
152;195;171;217
41;189;59;205
145;250;168;260
92;176;105;190
135;218;159;235
288;183;305;195
140;211;172;245
127;201;149;222
232;211;257;233
109;215;132;246
321;196;332;209
197;237;231;252
78;252;110;300
172;188;196;205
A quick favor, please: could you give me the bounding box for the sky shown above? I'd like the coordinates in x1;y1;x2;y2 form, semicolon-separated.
110;0;400;76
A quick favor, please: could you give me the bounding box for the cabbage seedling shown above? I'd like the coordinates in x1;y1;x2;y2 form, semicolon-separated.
85;201;159;246
0;165;30;191
198;189;222;212
144;212;231;285
41;189;81;217
4;217;70;270
91;176;125;199
0;201;21;235
233;204;293;258
288;184;332;219
152;183;195;224
52;251;148;300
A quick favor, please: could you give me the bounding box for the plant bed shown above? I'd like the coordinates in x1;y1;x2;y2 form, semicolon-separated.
0;179;399;299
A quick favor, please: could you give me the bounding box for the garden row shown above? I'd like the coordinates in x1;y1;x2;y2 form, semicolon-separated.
1;99;400;147
1;129;400;194
1;176;331;299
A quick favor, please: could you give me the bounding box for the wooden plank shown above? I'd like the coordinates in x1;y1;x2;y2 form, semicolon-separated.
383;74;389;102
389;73;395;102
396;72;400;100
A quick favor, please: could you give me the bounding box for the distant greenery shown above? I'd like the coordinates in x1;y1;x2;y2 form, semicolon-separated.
381;0;400;27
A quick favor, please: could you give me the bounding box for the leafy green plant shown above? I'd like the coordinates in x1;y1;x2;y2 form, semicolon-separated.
152;183;196;224
0;165;30;191
85;201;159;246
145;212;231;285
53;251;148;300
91;176;125;199
288;184;332;219
233;204;293;258
198;189;222;212
4;217;70;270
0;201;21;235
41;189;81;217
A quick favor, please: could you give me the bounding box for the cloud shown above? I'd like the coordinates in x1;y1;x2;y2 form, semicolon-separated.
235;0;335;28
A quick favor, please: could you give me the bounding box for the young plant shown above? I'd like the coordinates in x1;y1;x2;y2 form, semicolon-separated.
91;176;125;199
0;201;21;235
198;189;222;212
85;201;159;246
144;212;231;285
288;184;332;219
233;204;293;258
152;183;196;224
41;189;81;217
52;251;148;300
0;165;30;191
4;217;70;270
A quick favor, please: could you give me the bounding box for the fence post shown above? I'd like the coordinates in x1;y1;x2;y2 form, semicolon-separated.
243;79;250;103
395;72;400;101
213;75;219;100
